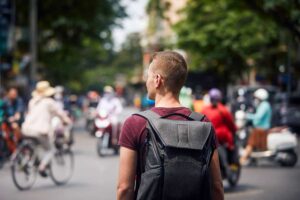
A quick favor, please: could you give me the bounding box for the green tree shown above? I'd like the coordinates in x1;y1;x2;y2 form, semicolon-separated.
82;32;143;89
244;0;300;40
175;0;299;84
15;0;125;91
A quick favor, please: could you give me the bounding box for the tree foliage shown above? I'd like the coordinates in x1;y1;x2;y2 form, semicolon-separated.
15;0;125;91
82;32;143;89
175;0;299;84
244;0;300;40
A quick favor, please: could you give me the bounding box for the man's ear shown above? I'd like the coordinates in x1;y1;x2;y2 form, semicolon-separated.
155;74;163;88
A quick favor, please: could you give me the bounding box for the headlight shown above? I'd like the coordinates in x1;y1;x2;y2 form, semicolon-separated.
95;119;110;128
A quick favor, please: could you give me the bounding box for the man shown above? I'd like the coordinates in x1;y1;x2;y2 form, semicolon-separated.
117;51;223;200
3;87;25;142
97;85;123;144
239;88;272;165
22;81;71;176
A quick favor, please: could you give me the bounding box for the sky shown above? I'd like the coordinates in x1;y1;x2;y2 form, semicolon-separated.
112;0;148;50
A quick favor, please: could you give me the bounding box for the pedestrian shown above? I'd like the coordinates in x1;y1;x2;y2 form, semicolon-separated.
117;51;224;200
239;88;272;165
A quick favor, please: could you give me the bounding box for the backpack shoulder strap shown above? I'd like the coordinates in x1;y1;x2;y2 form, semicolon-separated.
133;110;161;121
189;111;205;121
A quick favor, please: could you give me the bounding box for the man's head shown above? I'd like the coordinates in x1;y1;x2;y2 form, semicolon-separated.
7;88;18;100
146;51;188;100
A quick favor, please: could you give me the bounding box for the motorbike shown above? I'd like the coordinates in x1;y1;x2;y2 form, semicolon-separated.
85;106;97;136
235;110;298;167
94;110;119;157
218;140;241;187
0;126;9;169
0;119;21;168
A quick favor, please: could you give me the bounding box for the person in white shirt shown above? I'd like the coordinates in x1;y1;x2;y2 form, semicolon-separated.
22;81;71;176
96;86;123;144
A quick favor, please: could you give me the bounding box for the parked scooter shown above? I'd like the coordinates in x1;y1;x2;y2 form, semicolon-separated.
94;110;119;157
235;110;298;167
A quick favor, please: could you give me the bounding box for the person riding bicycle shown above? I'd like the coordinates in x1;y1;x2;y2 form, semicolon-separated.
96;85;123;145
22;81;71;176
202;88;236;152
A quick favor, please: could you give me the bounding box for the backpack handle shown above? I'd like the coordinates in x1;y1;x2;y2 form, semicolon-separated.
162;112;205;121
161;113;193;120
135;110;205;122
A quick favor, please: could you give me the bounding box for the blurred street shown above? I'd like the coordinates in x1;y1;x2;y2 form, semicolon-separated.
1;0;300;199
0;107;299;200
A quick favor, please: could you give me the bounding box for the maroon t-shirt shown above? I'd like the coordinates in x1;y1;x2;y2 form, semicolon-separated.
119;107;217;152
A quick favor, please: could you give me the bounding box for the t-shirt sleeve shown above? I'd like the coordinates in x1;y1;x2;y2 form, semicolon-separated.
118;115;146;151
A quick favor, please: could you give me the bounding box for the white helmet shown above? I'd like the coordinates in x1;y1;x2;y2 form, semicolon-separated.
254;88;269;100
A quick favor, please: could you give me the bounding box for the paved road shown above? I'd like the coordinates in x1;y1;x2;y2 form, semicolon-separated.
0;108;300;200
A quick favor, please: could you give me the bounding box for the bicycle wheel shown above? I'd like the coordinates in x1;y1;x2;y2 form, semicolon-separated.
49;149;74;185
11;144;37;190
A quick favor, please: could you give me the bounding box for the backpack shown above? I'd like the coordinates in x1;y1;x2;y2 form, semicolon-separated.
134;110;215;200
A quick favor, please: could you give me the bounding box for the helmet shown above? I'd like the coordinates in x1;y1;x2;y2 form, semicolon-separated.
209;88;222;102
254;88;268;100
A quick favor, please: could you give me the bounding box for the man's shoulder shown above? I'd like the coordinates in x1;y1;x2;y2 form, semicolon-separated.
119;111;149;150
125;112;147;122
123;112;148;130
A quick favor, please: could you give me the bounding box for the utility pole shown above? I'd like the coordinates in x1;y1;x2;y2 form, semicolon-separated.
287;41;292;101
30;0;37;83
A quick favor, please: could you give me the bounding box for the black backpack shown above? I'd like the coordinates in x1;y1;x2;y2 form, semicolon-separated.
134;110;215;200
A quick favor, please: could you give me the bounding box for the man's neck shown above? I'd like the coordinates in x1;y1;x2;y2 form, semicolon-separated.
155;92;182;108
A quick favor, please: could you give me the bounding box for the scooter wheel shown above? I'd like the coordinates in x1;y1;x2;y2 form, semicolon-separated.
279;151;298;167
97;138;105;157
228;164;241;187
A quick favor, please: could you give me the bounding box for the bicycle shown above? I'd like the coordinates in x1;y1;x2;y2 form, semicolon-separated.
10;131;74;190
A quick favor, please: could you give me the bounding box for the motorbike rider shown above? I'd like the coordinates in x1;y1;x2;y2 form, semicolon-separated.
22;81;72;176
239;88;272;165
96;86;123;144
87;91;100;108
54;86;65;110
202;88;236;152
3;87;25;143
53;86;73;145
179;86;193;109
